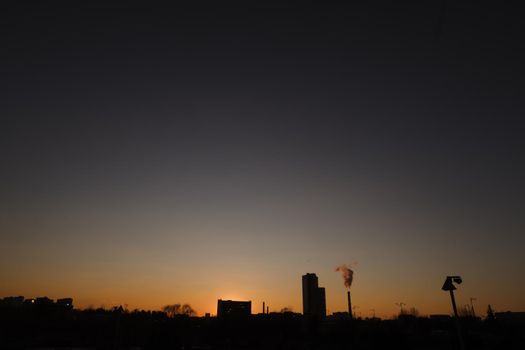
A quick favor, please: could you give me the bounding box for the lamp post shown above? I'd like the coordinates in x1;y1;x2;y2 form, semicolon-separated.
442;276;465;350
352;305;359;319
395;302;406;316
469;297;476;318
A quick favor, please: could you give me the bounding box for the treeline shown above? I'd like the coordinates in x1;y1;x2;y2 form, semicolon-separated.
1;301;524;349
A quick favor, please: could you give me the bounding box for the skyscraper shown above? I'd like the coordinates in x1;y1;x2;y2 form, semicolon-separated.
302;273;326;319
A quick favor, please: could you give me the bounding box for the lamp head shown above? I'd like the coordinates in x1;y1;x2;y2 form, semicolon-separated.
442;275;462;291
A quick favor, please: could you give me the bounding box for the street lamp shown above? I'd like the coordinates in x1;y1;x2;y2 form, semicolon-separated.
352;305;359;319
470;297;477;317
442;276;462;316
395;302;406;315
442;275;465;350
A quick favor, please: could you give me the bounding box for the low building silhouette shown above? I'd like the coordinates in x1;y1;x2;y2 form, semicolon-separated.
0;296;74;310
495;311;525;325
217;299;251;319
35;297;54;306
330;312;351;320
0;296;24;307
56;298;73;309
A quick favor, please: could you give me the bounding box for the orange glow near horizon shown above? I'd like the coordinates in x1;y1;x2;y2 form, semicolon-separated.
3;264;524;319
2;177;524;320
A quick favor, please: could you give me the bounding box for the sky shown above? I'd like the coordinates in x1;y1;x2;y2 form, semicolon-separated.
1;1;524;318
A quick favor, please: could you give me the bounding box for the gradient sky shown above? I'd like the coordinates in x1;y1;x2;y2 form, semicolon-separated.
1;1;524;318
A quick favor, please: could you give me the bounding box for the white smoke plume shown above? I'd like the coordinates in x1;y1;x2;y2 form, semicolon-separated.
335;264;354;289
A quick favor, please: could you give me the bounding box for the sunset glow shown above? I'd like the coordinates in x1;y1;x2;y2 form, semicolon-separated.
1;1;524;324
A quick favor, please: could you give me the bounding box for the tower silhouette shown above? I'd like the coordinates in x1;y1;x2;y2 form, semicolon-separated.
302;273;326;320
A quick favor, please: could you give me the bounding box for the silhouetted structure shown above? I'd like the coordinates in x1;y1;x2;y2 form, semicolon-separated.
347;291;353;319
495;311;525;324
302;273;326;320
0;296;24;307
1;297;524;349
56;298;73;309
0;296;74;310
35;296;54;306
217;299;251;319
442;275;465;350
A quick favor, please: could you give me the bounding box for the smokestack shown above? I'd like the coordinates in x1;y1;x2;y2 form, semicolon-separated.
266;306;269;314
262;301;265;314
347;291;353;319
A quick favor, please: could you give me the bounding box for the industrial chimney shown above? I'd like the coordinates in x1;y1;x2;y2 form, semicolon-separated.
347;291;353;319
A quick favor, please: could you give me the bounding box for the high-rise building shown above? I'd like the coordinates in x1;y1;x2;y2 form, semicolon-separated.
318;287;326;318
302;273;326;319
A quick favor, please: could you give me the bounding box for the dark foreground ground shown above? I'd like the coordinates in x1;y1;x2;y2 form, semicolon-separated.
1;306;524;350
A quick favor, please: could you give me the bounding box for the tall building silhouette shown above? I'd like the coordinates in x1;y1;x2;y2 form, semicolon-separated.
302;273;326;319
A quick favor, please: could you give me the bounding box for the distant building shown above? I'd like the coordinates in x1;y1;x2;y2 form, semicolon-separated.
302;273;326;319
56;298;74;309
217;299;251;319
1;296;74;310
0;296;24;307
23;298;36;306
35;297;54;306
331;312;351;320
495;311;525;324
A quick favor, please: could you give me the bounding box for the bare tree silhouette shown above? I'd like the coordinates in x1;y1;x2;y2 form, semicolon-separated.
409;307;419;317
162;303;196;317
